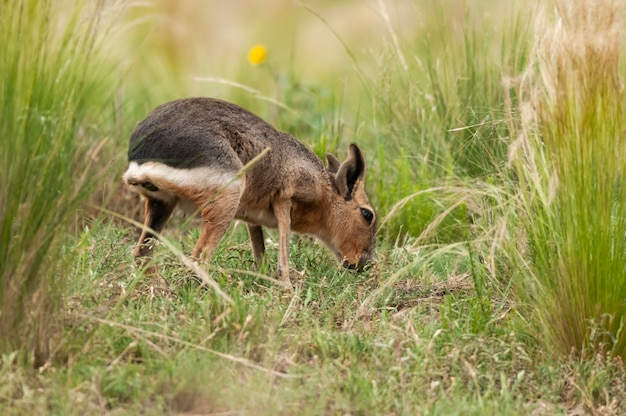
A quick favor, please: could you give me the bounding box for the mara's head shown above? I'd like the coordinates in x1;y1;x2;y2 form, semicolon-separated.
325;143;376;271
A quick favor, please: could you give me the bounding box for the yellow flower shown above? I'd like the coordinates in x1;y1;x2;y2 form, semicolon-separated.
248;45;267;66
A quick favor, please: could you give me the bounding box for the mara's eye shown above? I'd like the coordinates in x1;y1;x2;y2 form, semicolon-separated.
360;207;374;225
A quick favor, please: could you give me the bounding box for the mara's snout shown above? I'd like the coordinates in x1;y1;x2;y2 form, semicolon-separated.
342;252;375;271
124;97;376;288
339;232;376;271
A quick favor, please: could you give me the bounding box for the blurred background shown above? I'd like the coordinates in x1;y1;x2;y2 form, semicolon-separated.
122;0;419;85
115;0;517;96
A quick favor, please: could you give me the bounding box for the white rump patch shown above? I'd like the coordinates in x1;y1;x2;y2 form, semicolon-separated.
123;161;241;204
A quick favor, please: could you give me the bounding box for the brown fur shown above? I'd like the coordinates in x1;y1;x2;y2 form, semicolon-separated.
123;97;376;287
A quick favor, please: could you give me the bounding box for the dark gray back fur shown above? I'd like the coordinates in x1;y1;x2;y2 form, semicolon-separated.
129;97;324;174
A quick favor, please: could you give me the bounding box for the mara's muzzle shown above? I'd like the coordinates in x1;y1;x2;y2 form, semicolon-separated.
342;253;374;272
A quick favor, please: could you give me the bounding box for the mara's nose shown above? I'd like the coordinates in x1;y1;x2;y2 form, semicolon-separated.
341;256;372;272
342;259;357;270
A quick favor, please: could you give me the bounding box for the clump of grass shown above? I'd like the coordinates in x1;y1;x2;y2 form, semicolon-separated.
0;0;114;364
510;0;626;359
369;3;531;241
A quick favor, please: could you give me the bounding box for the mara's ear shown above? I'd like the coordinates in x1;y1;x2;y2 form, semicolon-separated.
334;143;366;199
326;153;341;173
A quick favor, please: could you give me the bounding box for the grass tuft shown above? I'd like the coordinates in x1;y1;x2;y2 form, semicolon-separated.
510;0;626;360
0;0;114;364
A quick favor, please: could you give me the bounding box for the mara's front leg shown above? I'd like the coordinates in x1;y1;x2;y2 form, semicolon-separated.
271;198;292;287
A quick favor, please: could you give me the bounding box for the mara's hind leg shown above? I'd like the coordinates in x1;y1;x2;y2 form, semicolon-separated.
191;185;243;263
247;224;265;268
134;196;177;258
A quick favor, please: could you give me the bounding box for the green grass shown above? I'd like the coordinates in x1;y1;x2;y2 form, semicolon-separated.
0;0;116;363
2;219;624;414
2;0;626;414
365;4;532;241
508;0;626;360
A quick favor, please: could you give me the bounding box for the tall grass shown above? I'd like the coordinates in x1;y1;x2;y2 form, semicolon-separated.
510;0;626;359
369;3;531;241
0;0;114;364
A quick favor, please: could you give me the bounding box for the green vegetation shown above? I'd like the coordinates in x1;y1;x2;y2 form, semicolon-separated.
2;0;626;414
510;1;626;360
0;0;114;364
